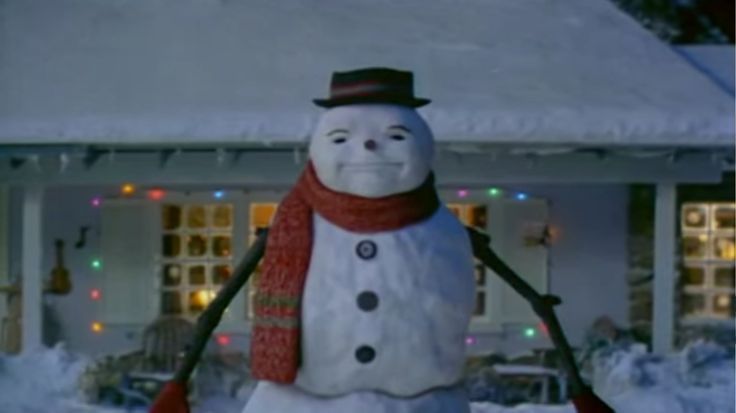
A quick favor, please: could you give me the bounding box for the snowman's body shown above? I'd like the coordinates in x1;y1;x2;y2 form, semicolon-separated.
244;208;474;413
244;102;476;412
297;209;474;396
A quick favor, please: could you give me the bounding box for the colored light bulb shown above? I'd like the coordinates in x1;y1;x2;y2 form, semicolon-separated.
516;193;528;201
216;334;231;346
91;259;102;270
524;327;536;338
214;190;225;199
90;289;101;300
91;322;104;333
457;189;469;198
487;188;501;197
91;197;102;207
147;189;165;201
121;183;135;195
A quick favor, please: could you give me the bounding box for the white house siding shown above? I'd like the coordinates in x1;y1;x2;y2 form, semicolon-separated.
7;184;628;357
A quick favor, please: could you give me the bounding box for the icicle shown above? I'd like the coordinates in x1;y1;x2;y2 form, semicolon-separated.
216;148;227;166
59;153;70;173
29;154;41;173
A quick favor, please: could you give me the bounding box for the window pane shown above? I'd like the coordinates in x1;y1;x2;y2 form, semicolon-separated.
213;204;233;228
682;293;705;315
161;291;182;315
713;236;735;261
212;235;231;257
473;292;486;316
188;265;206;285
713;205;735;230
188;289;215;314
162;235;181;258
162;264;182;286
251;204;277;228
187;206;206;228
213;265;232;285
712;294;734;317
474;264;486;286
682;204;707;229
682;266;705;286
162;205;182;230
187;235;208;257
469;206;487;228
714;266;735;288
682;234;708;260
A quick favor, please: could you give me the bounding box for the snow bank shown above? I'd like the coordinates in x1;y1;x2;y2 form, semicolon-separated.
0;344;91;412
0;342;733;413
591;342;735;413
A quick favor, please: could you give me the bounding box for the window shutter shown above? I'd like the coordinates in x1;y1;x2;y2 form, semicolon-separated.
100;200;158;324
488;199;549;324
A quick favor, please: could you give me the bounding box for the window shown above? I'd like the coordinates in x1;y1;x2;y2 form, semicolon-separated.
681;202;735;320
160;203;234;318
447;203;490;319
246;203;278;319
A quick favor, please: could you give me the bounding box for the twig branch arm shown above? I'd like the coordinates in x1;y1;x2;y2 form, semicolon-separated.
173;228;269;384
466;227;587;396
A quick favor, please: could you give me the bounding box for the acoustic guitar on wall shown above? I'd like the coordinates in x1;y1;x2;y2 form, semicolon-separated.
49;239;72;295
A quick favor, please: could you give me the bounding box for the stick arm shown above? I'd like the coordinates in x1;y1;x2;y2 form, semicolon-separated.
465;227;588;396
172;228;269;384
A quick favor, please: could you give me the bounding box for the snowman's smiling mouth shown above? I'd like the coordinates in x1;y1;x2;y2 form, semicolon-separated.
338;162;403;171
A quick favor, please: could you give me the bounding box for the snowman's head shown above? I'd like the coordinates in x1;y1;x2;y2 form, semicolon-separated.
309;104;434;198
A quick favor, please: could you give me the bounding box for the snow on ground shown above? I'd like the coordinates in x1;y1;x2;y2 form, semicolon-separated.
0;342;733;413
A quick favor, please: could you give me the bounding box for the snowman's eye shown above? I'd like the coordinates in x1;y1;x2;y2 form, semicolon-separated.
386;125;412;142
327;129;349;144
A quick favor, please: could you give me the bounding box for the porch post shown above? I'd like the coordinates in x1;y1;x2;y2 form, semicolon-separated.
0;186;8;328
652;183;676;355
21;186;44;352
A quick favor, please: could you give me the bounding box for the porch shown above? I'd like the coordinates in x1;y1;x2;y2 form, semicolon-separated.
0;145;728;358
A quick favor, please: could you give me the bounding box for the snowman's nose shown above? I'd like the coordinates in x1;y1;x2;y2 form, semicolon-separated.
364;139;377;151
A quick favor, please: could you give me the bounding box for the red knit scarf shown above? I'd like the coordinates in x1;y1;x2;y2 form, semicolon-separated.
250;161;439;383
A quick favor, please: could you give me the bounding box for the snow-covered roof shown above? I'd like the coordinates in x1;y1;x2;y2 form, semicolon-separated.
0;0;733;147
677;45;735;96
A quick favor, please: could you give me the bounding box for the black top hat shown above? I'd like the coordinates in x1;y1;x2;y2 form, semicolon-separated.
313;67;431;108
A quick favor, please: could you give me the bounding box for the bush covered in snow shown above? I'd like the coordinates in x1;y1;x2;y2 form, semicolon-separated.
0;344;91;412
592;341;735;413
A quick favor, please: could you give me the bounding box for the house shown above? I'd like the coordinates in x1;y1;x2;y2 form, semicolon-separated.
0;0;733;362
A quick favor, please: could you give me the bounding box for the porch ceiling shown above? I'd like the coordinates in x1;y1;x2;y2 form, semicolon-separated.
0;0;733;147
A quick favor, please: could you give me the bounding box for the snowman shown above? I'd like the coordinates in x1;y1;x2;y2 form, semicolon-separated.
243;67;476;413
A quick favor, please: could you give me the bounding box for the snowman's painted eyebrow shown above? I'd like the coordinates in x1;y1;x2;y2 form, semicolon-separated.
326;129;350;136
387;125;412;133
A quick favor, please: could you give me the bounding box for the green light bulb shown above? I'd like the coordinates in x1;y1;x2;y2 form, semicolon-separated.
488;188;501;197
524;327;536;338
91;259;102;270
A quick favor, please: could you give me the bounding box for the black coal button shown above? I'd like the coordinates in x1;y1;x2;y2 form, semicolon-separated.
355;240;377;260
357;291;379;311
355;345;376;363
